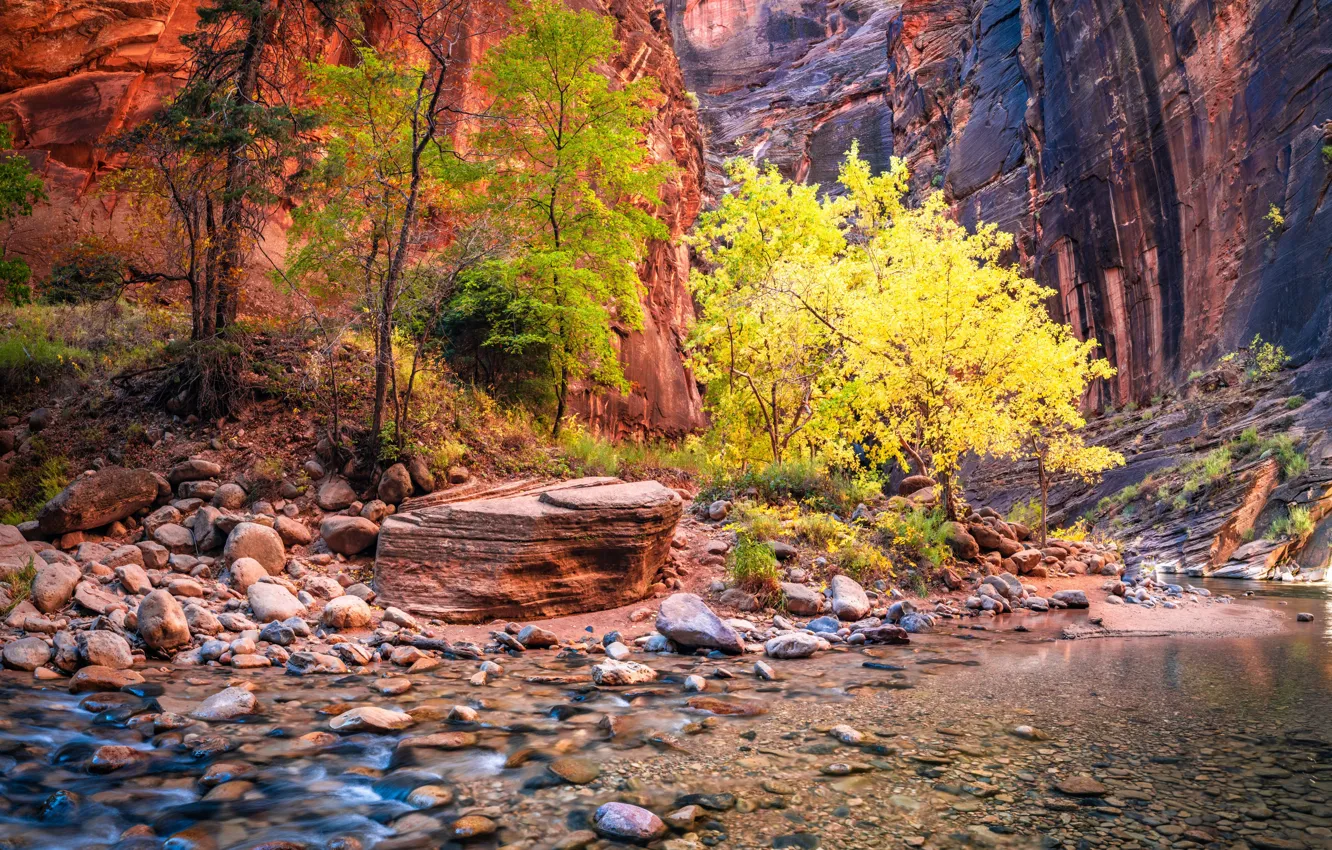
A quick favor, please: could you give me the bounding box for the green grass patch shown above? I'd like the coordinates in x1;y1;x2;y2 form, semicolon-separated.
1;558;37;616
1267;504;1314;541
0;448;70;525
727;534;782;603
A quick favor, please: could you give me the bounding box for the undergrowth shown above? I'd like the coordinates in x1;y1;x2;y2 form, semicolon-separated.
0;558;37;616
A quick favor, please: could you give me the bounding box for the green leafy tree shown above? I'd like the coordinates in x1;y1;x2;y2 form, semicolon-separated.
116;0;320;341
289;14;499;463
471;0;672;436
0;126;46;305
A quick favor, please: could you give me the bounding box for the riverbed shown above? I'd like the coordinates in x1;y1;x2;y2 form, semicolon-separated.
0;578;1327;850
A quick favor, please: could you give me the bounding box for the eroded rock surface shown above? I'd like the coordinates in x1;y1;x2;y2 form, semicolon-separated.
375;478;683;622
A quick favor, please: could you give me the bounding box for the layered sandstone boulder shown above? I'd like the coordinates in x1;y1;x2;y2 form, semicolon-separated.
375;478;683;622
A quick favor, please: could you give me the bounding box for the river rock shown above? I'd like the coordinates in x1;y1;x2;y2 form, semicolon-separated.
594;802;666;842
321;595;372;629
316;478;357;511
222;523;285;573
137;590;191;651
115;564;152;595
376;479;682;622
517;624;558;648
192;686;258;721
3;636;52;670
1051;589;1090;609
185;603;222;636
228;557;268;592
274;516;313;546
69;665;144;693
330;706;414;733
780;583;822;615
319;516;379;556
378;463;413;504
765;632;821;659
37;468;159;535
74;581;126;615
78;631;133;669
0;524;36;577
656;592;744;654
829;574;870;620
592;659;657;685
945;522;980;560
248;583;306;622
168;458;221;486
211;482;246;510
31;562;80;613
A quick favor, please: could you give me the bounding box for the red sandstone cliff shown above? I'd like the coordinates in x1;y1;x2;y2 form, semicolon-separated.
0;0;706;437
667;0;1332;403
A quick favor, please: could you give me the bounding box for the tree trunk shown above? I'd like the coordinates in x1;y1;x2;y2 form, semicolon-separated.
213;0;275;333
940;471;956;521
552;365;567;438
1037;455;1049;547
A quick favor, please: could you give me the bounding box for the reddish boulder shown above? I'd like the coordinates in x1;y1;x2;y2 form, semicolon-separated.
37;468;158;535
375;478;682;622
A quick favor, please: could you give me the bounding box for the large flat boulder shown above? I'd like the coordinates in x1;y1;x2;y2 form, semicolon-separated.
37;467;159;535
375;478;682;622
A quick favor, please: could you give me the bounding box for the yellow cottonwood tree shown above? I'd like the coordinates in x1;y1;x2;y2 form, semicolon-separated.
688;159;849;466
688;145;1116;516
1008;328;1123;544
836;146;1081;516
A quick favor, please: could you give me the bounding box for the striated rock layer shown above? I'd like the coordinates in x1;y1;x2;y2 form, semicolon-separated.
0;0;705;437
668;0;1332;403
374;478;683;622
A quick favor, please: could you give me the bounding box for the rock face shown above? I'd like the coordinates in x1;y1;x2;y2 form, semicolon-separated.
36;468;159;535
666;0;1332;402
375;479;682;622
0;0;704;437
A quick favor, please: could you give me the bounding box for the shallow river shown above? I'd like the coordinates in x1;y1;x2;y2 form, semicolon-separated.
2;579;1329;850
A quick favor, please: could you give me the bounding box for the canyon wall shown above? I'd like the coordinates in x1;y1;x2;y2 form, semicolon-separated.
0;0;706;436
667;0;1332;403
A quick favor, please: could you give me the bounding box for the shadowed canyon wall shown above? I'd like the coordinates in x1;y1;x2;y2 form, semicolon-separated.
667;0;1332;403
3;0;1330;428
0;0;706;436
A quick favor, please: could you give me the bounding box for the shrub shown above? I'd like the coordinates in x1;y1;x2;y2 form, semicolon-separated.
1006;497;1042;529
43;244;126;305
833;535;892;582
1182;447;1232;496
0;449;69;525
0;311;94;393
1247;334;1289;378
1265;204;1286;238
730;502;787;541
727;534;782;602
1262;434;1308;480
1187;369;1205;381
0;558;37;616
1052;518;1091;542
699;457;825;505
875;507;950;570
1324;144;1332;165
1266;504;1314;541
793;511;845;548
1285;395;1306;410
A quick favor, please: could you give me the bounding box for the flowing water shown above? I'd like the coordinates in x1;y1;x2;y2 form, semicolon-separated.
2;579;1330;850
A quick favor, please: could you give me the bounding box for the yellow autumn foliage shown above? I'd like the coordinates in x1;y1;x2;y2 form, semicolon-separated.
689;143;1124;518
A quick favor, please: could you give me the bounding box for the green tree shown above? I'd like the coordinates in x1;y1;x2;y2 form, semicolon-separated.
472;0;672;436
0;126;46;305
116;0;319;342
289;21;500;463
